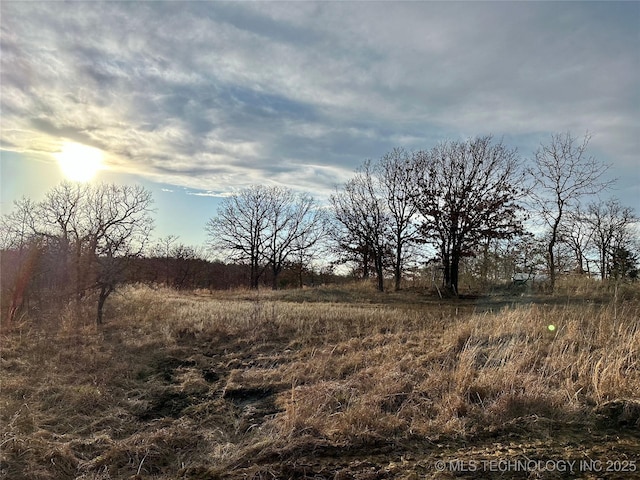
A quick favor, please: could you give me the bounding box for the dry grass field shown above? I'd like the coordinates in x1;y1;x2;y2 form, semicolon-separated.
1;279;639;479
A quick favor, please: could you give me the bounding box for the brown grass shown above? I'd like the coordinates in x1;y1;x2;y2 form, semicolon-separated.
1;279;639;479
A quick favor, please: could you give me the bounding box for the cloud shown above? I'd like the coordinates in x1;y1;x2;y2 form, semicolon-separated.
1;1;637;204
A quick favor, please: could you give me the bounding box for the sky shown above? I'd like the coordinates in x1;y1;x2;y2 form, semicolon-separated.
1;1;639;249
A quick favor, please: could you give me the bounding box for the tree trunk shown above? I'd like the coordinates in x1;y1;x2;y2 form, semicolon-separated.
548;212;562;292
442;263;450;290
441;248;451;291
394;239;402;291
548;240;556;292
575;249;585;275
96;285;113;325
362;248;370;279
480;241;489;286
375;254;384;292
450;253;460;296
250;257;260;289
75;243;84;302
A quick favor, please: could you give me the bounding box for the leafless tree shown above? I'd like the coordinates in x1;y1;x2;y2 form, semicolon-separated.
206;186;271;289
170;244;206;289
262;188;327;290
377;148;420;291
0;197;40;251
528;132;612;291
149;237;204;289
1;181;154;324
152;235;180;286
88;184;154;323
290;227;323;288
1;198;43;324
331;161;390;291
411;135;525;295
206;185;326;290
558;206;595;275
39;183;86;300
586;198;638;279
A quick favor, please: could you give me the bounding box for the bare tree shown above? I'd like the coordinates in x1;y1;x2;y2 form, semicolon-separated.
170;244;206;289
411;136;525;295
262;188;327;290
377;148;420;291
152;235;180;286
327;215;373;281
528;132;612;291
1;181;154;324
558;206;594;275
88;184;154;324
206;185;326;290
290;228;322;288
586;198;638;279
331;161;390;291
0;197;40;251
30;183;86;301
206;186;271;289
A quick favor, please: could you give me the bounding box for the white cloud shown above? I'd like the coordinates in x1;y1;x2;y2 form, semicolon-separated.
0;1;637;206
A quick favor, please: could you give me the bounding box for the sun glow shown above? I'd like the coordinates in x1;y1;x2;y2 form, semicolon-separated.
55;142;104;182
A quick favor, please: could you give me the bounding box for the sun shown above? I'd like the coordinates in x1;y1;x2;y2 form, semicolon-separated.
55;142;104;182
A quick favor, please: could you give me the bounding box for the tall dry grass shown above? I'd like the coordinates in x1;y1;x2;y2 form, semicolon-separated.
1;281;638;478
111;283;640;439
272;302;639;442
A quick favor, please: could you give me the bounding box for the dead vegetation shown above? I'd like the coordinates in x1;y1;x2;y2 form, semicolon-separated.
1;280;639;479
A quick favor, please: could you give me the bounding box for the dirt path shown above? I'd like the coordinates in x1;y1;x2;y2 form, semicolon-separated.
221;422;639;479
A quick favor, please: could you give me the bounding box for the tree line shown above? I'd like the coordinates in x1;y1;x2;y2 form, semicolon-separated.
1;132;638;325
210;133;637;294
